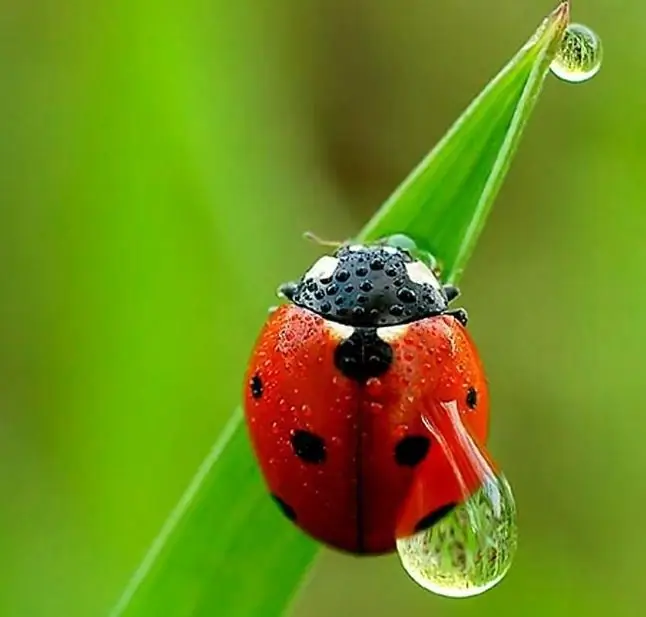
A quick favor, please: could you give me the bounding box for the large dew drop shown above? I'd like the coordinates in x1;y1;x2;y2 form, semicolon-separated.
550;23;603;83
396;401;518;597
397;473;518;598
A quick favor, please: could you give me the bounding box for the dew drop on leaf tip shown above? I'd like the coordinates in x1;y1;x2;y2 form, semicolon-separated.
550;23;603;83
396;472;518;598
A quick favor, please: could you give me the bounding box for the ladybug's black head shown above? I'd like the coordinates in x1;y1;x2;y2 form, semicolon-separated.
286;244;448;327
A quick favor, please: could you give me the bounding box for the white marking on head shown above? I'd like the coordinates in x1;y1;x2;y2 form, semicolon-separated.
376;324;410;342
326;322;355;340
405;261;441;289
304;256;338;281
381;245;399;254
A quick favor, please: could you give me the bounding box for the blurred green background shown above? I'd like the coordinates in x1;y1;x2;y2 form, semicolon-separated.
0;0;639;615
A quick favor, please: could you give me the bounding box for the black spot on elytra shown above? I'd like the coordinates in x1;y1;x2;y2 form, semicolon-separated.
250;374;263;399
271;494;297;521
414;503;457;533
394;435;431;467
466;387;478;409
291;429;327;464
334;328;393;382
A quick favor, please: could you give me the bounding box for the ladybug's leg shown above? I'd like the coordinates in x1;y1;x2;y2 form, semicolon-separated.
443;284;460;303
277;281;299;300
446;308;468;327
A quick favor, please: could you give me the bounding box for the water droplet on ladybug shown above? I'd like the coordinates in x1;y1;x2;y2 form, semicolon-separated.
397;288;416;303
335;269;351;283
550;23;602;83
365;377;384;398
396;401;517;598
395;424;409;438
396;473;517;598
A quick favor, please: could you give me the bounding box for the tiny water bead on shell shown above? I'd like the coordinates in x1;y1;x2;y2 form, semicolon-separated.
550;23;603;83
397;473;518;598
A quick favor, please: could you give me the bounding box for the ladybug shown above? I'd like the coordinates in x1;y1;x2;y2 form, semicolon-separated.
243;241;491;555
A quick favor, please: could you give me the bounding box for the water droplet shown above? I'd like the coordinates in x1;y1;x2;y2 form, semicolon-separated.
396;401;517;597
383;233;419;252
550;23;602;83
397;473;517;598
395;424;409;439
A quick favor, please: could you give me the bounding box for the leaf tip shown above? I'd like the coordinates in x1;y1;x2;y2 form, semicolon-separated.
551;1;571;24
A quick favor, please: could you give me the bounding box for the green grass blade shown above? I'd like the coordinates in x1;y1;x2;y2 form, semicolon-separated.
109;3;570;616
358;2;569;283
109;409;317;617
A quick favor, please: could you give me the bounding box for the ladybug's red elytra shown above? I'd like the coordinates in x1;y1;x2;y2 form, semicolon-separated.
243;242;491;555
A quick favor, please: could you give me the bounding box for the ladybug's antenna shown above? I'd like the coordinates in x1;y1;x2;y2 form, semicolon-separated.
302;231;343;248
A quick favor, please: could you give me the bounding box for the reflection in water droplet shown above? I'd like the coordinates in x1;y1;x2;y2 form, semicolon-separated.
397;474;517;598
396;401;518;597
550;23;603;83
